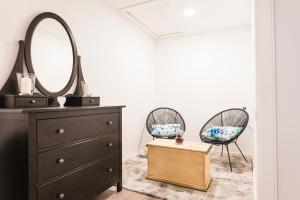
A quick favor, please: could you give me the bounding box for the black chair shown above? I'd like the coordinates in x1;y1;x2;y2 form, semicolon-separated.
200;108;249;171
146;107;186;139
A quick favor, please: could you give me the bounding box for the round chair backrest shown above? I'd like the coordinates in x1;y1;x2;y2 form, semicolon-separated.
200;108;249;144
146;107;186;138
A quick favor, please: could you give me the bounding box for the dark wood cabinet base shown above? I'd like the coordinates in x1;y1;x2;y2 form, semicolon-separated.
0;106;124;200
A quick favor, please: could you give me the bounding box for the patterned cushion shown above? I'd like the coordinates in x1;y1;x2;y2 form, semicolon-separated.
203;126;242;142
151;124;184;138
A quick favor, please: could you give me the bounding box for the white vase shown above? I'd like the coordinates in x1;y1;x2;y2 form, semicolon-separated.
57;96;66;107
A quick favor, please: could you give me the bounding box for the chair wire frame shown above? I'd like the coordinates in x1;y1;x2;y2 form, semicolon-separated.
146;107;186;139
199;108;249;172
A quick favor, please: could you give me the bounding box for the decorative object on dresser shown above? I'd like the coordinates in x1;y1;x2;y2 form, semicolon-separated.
0;12;99;108
199;108;249;172
16;73;36;95
146;139;212;191
0;106;124;200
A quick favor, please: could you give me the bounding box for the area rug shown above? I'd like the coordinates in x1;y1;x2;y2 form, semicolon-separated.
123;152;253;200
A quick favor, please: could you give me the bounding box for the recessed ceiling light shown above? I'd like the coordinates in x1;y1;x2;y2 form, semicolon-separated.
183;9;196;17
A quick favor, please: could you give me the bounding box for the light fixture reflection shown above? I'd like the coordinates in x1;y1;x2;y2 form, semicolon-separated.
183;9;196;17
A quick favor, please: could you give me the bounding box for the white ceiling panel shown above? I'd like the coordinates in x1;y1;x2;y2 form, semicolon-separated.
125;0;181;36
103;0;252;39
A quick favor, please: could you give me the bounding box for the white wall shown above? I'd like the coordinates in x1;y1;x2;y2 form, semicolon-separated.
275;0;300;199
154;27;255;155
255;0;278;199
0;0;156;158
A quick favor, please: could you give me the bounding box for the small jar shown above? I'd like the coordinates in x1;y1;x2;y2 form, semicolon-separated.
175;134;184;144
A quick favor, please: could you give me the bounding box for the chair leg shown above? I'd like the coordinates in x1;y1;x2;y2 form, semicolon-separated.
221;145;223;157
235;142;248;163
225;145;232;172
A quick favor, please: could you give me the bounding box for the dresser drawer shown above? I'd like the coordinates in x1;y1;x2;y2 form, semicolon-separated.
64;96;100;107
38;154;119;200
37;113;119;149
15;96;47;108
37;132;120;182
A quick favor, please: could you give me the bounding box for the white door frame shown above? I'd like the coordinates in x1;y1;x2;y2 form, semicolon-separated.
255;0;278;199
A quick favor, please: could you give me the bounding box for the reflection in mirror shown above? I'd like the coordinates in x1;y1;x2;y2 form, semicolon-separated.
31;18;73;93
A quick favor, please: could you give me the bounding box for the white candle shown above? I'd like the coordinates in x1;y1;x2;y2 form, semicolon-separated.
20;76;32;95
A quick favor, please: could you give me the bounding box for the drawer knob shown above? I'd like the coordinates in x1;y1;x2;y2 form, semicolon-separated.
108;168;113;173
30;99;36;104
108;142;113;147
57;158;65;164
89;99;95;103
57;193;65;199
57;129;64;135
107;121;113;125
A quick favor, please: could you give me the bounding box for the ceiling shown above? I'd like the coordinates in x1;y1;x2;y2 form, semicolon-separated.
103;0;252;39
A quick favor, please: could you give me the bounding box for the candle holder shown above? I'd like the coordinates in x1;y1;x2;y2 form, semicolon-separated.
16;73;36;95
175;133;184;144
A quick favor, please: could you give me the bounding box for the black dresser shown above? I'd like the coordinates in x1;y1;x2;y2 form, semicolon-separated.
0;106;124;200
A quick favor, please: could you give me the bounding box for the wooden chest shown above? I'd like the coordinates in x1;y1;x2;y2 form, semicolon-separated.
0;106;124;200
146;139;212;191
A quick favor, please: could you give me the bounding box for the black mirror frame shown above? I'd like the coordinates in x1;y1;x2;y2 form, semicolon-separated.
24;12;78;97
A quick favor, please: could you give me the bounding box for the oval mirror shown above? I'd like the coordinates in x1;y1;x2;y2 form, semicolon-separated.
25;12;77;96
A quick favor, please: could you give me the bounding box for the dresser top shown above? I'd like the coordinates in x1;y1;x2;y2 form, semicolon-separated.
0;105;125;113
146;139;212;154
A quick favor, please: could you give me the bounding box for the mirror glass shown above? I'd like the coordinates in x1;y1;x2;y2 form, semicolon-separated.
31;18;73;93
